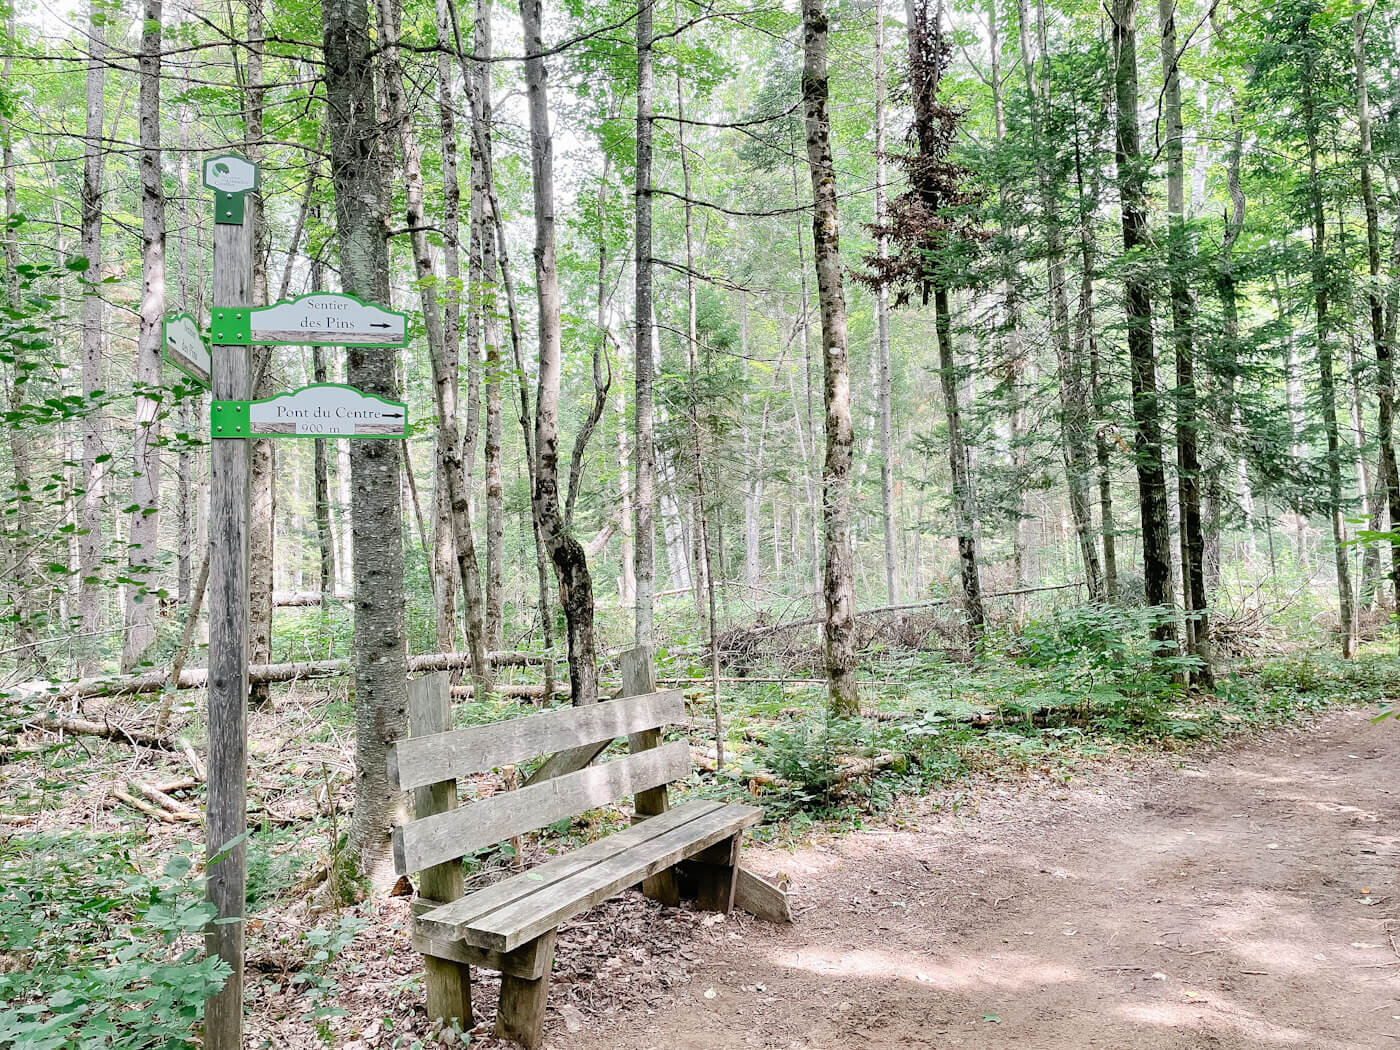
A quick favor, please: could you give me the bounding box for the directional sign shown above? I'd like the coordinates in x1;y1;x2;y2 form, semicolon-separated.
162;313;211;387
211;383;408;439
210;293;408;348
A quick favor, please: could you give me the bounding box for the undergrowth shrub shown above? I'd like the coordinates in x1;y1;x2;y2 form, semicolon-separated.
0;835;228;1050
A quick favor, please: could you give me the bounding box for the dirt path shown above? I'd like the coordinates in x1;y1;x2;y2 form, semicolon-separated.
557;709;1400;1049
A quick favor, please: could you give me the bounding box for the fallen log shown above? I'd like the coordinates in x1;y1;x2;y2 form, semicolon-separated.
32;713;178;750
12;649;555;702
450;682;569;700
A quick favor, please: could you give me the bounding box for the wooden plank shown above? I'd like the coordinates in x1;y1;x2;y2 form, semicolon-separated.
734;867;792;924
393;740;692;875
620;647;679;906
407;672;472;1028
466;803;762;952
388;689;686;791
418;800;724;937
411;923;550;980
493;929;555;1049
203;196;253;1050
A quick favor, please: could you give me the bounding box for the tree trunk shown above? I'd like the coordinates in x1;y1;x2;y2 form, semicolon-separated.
78;0;105;675
1354;12;1400;631
1023;0;1102;603
1159;0;1211;684
470;0;506;653
380;0;491;698
874;0;899;605
934;286;986;636
801;0;860;715
124;0;165;673
1301;34;1355;658
431;0;462;652
321;0;411;882
520;0;599;705
246;0;275;707
1109;0;1176;650
1;12;38;676
632;0;657;649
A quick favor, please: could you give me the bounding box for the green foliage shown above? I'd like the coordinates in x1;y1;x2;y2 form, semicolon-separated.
0;836;228;1050
762;713;874;801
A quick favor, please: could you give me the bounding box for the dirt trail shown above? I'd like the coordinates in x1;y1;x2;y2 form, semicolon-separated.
559;709;1400;1049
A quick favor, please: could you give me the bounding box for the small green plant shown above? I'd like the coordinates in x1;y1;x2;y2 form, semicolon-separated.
762;714;873;802
291;914;366;1033
0;835;229;1050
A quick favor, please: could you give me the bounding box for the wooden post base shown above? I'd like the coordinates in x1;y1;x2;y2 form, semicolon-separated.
679;832;741;913
494;929;557;1049
423;954;473;1031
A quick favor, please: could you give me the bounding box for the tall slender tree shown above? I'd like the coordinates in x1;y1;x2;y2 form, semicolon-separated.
1109;0;1177;650
801;0;860;714
321;0;411;878
521;0;600;704
124;0;165;672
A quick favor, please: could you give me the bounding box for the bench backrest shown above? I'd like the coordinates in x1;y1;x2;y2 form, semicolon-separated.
388;686;689;876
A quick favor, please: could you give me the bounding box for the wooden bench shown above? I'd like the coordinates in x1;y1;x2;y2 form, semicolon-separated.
387;654;765;1048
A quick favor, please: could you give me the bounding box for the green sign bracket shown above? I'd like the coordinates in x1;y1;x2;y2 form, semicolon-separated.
214;190;247;225
211;400;250;438
210;308;252;345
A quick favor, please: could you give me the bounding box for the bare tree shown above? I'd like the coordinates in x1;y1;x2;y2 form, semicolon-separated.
123;0;165;672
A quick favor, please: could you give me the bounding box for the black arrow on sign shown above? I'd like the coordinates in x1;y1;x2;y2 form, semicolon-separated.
382;412;403;418
370;322;392;329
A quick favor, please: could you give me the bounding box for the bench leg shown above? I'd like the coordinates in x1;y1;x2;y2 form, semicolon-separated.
641;867;681;907
685;832;742;914
422;954;473;1031
493;929;557;1049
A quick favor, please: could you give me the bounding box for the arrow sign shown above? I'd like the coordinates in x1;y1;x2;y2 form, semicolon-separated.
211;293;408;348
163;313;212;387
211;383;409;439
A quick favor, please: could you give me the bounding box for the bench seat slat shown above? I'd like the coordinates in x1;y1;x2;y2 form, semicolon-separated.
388;689;687;790
450;801;763;953
393;739;692;875
417;799;726;939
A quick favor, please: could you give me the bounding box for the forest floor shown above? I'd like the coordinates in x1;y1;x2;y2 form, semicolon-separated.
552;707;1400;1050
7;647;1400;1049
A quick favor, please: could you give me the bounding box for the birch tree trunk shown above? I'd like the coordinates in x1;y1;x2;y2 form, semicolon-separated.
321;0;411;880
1159;0;1211;683
521;0;600;705
124;0;165;672
78;0;105;675
801;0;859;715
1109;0;1177;651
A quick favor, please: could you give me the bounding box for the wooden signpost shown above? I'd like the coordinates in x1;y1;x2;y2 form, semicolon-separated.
203;152;254;1050
192;150;412;1050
